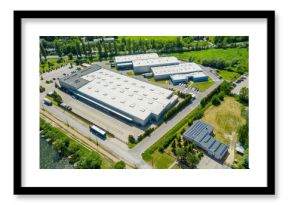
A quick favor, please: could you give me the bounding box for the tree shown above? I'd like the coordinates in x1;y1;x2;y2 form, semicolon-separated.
186;153;199;168
239;87;249;104
218;91;225;101
211;95;221;106
54;41;63;57
114;161;126;169
77;152;102;169
40;41;47;59
52;138;66;152
238;121;249;149
176;148;186;163
68;52;73;60
128;135;136;144
113;41;118;55
40;85;45;93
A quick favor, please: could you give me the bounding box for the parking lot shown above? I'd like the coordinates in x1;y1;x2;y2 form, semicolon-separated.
231;75;248;95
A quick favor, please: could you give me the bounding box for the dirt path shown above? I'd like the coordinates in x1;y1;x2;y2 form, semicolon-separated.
225;131;237;166
41;109;132;169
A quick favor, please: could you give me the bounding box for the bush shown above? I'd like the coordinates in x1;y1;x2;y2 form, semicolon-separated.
211;95;221;106
114;161;126;169
40;85;45;93
128;135;136;144
163;95;191;121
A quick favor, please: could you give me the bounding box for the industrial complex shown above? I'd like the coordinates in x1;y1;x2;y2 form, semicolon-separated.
183;120;229;161
59;65;178;126
114;53;209;84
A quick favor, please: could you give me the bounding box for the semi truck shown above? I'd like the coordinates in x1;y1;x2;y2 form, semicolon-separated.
90;125;106;139
43;98;52;106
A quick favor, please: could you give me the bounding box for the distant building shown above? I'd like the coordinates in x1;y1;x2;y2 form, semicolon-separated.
236;142;245;155
93;38;102;43
115;53;159;69
45;48;56;52
132;57;179;74
103;37;114;42
170;72;208;85
183;120;229;161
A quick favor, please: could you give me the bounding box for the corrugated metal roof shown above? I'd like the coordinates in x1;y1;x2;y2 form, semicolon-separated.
183;120;228;161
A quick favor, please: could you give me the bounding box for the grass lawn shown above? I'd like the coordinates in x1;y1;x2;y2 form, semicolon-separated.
40;56;74;74
126;71;135;76
189;77;215;92
163;48;248;73
123;36;179;42
218;70;241;81
147;77;169;85
128;142;136;149
232;151;244;169
150;150;176;169
202;97;246;145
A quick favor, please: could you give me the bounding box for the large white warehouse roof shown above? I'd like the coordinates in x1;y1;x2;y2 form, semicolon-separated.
151;63;202;76
115;53;159;64
77;69;175;121
132;56;179;68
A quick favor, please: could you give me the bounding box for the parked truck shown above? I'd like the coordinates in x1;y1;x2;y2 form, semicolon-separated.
43;98;52;106
90;125;106;139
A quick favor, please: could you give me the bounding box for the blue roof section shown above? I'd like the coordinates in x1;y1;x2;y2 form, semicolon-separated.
182;120;228;161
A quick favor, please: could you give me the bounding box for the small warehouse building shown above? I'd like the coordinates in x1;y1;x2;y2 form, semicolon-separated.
132;57;179;74
151;63;202;80
115;53;159;69
183;120;229;161
170;72;208;85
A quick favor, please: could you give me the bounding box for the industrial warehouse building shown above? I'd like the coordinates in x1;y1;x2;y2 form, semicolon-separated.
183;120;229;161
132;56;180;74
170;72;208;85
115;53;159;69
151;62;208;85
151;63;203;80
59;65;178;126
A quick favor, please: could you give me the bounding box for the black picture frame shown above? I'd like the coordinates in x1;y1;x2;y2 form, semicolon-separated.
14;10;275;195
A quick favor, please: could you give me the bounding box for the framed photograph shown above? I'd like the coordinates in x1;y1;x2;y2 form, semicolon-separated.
14;10;275;195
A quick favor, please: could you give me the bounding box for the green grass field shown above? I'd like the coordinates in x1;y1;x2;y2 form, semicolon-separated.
218;70;241;81
163;48;248;73
147;77;169;84
189;77;215;92
40;56;74;74
150;150;176;169
123;36;179;41
202;97;246;145
125;71;135;76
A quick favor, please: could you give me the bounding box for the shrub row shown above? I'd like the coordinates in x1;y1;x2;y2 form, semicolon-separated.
163;94;192;121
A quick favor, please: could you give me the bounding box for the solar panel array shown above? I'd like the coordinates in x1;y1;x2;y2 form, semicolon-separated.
183;120;228;161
